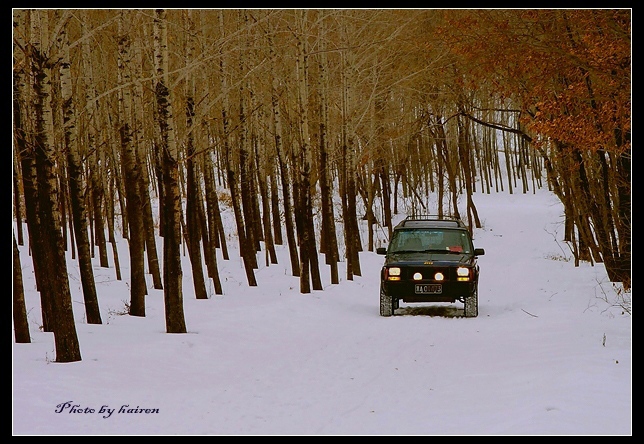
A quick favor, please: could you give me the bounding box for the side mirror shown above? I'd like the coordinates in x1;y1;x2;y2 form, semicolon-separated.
474;248;485;256
376;247;387;255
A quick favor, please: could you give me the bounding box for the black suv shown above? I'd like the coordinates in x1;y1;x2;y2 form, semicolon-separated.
376;215;485;317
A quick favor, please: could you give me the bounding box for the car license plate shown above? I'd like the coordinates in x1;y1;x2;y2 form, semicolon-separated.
415;284;442;294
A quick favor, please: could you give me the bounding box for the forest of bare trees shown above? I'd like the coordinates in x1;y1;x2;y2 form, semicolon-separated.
12;9;630;362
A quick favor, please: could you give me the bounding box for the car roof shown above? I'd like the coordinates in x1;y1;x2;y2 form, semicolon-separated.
394;215;467;230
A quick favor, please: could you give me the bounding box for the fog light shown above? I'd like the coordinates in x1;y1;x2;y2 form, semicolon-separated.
434;272;444;281
413;272;422;280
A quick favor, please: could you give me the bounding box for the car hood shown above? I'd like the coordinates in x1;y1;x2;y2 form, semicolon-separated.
385;252;474;266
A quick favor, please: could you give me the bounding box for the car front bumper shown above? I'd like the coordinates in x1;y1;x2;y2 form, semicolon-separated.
383;280;476;303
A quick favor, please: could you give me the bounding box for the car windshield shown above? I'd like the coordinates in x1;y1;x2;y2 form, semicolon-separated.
388;229;472;254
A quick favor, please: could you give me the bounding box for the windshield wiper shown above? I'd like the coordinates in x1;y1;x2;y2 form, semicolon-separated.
391;249;467;255
417;249;468;254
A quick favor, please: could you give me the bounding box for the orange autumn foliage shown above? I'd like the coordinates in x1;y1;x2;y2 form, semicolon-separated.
437;9;630;156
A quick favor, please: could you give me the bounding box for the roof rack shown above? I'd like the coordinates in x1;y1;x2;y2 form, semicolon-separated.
396;214;466;228
404;215;461;222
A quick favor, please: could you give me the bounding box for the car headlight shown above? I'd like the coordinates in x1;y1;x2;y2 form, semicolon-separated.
387;267;401;281
434;272;444;281
457;267;471;281
413;272;423;280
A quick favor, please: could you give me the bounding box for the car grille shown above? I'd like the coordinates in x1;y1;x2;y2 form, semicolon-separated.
405;266;453;281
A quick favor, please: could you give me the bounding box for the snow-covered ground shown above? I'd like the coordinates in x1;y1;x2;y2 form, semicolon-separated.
13;187;631;435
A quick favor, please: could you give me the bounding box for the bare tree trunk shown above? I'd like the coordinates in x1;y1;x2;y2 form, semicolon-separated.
248;92;264;251
203;147;229;261
267;19;300;277
238;14;259;270
105;188;123;281
103;151;123;281
379;164;392;239
184;150;208;298
13;155;24;246
132;31;163;290
295;11;322;292
269;167;283;246
58;149;73;257
154;8;187;332
184;10;208;300
365;164;375;252
437;142;444;217
108;121;130;240
254;127;278;265
198;169;224;295
12;12;26;250
17;142;54;330
219;10;257;287
614;149;631;289
89;160;109;267
199;15;228;283
59;22;102;324
13;232;31;343
118;12;146;317
346;135;362;277
457;115;481;229
152;138;165;238
14;9;54;331
435;117;460;219
80;11;109;269
503;130;514;195
317;12;339;284
30;9;82;362
340;135;352;280
340;20;361;278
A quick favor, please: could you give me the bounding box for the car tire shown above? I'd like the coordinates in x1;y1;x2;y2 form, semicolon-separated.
464;283;479;318
380;284;393;317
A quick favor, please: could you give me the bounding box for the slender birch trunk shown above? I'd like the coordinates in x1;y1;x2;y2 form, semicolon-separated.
203;145;229;261
218;10;257;287
295;10;322;292
317;12;339;284
340;23;362;278
15;9;54;331
154;8;187;332
269;166;283;246
457;115;481;229
80;11;109;269
132;31;162;290
12;10;25;247
103;125;122;281
13;156;24;246
200;158;225;294
14;232;31;343
118;12;146;316
267;19;300;277
255;124;278;265
59;21;102;324
184;9;208;300
238;11;259;269
30;9;81;362
13;13;26;248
